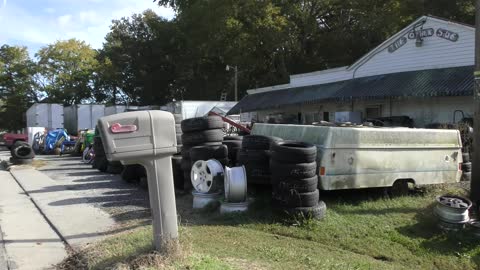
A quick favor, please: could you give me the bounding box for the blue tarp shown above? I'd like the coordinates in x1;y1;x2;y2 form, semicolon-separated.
44;129;69;153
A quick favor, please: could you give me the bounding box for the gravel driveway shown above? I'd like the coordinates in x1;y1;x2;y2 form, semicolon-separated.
34;155;152;228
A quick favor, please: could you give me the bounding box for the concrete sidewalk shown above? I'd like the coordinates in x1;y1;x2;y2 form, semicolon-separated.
9;167;115;249
0;170;67;270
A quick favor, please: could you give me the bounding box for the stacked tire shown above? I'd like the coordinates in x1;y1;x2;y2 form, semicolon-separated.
222;136;243;166
180;116;225;190
270;141;326;219
10;141;35;165
92;136;108;172
236;135;282;185
462;152;471;182
174;113;183;153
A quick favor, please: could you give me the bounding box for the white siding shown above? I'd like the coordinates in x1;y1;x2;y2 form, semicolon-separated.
353;18;474;78
254;96;473;128
289;67;352;87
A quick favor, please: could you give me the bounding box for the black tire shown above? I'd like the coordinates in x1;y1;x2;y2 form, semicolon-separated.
172;156;184;189
97;157;109;172
272;175;318;193
91;158;99;169
462;171;472;182
10;157;33;165
181;158;191;171
286;201;326;219
174;114;183;123
222;140;243;148
273;189;319;208
107;161;124;174
183;171;193;191
462;162;472;172
121;165;142;183
462;152;470;163
229;147;241;162
242;135;282;150
10;141;28;156
181;116;224;133
224;136;243;141
12;145;35;159
270;160;317;179
388;179;409;197
237;149;270;165
223;140;242;161
190;145;228;162
181;129;224;145
245;165;270;185
176;134;182;145
271;141;317;164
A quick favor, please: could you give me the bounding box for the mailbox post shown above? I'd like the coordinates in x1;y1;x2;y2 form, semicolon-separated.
97;110;179;250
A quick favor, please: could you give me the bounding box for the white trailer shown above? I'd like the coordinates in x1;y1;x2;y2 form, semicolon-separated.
252;123;463;190
163;101;237;120
26;103;64;129
64;105;105;135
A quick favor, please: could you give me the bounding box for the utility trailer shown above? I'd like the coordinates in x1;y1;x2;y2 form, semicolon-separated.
252;123;463;190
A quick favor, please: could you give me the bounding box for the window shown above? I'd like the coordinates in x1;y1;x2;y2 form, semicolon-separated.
323;112;330;122
366;106;382;119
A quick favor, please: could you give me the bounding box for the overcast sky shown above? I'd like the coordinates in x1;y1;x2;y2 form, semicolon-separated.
0;0;175;55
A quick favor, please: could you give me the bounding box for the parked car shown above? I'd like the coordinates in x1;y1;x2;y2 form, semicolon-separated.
3;133;28;149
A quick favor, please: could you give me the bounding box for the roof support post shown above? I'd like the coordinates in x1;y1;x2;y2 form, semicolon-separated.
471;0;480;211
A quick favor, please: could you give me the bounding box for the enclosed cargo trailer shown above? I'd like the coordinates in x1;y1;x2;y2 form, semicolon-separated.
26;103;64;129
64;105;105;135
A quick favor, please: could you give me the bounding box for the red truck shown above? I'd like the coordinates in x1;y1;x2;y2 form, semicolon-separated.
3;133;28;148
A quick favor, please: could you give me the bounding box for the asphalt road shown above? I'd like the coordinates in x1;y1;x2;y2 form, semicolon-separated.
35;154;152;229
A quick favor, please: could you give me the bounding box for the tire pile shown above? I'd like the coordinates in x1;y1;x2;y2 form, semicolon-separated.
10;141;35;165
270;141;326;219
462;152;471;182
180;116;225;191
236;135;282;185
222;136;243;166
121;114;183;187
92;135;108;172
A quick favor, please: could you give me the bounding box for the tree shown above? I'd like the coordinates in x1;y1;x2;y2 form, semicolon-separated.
102;10;179;105
0;45;38;131
36;39;98;105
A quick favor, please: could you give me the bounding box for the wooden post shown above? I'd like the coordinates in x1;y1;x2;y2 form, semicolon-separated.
471;0;480;209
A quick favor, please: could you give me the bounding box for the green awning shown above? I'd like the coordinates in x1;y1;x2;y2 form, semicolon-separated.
228;66;474;114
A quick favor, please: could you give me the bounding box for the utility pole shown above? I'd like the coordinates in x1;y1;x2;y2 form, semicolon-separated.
226;65;239;101
471;0;480;209
234;65;238;102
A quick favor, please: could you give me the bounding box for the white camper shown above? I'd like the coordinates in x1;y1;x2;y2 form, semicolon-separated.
252;124;463;190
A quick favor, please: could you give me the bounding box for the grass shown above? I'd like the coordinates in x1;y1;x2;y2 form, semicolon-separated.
60;184;480;270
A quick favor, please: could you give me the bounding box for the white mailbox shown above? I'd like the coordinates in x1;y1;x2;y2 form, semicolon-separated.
97;110;178;250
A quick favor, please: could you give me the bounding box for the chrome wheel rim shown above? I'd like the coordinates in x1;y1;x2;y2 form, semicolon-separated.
225;165;247;202
191;159;224;193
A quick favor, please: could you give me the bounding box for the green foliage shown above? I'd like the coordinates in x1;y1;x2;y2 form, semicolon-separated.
36;39;98;105
101;10;179;105
0;45;38;130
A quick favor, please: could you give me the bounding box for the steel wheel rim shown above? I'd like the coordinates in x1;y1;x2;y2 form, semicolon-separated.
191;159;224;193
225;165;247;202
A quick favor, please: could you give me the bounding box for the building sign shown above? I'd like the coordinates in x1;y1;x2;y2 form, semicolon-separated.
387;37;407;53
407;28;434;39
388;27;460;53
436;28;459;42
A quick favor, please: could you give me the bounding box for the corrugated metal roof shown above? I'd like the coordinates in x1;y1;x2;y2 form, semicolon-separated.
228;66;474;114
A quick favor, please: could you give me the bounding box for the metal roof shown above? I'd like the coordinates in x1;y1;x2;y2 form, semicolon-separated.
228;66;474;114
